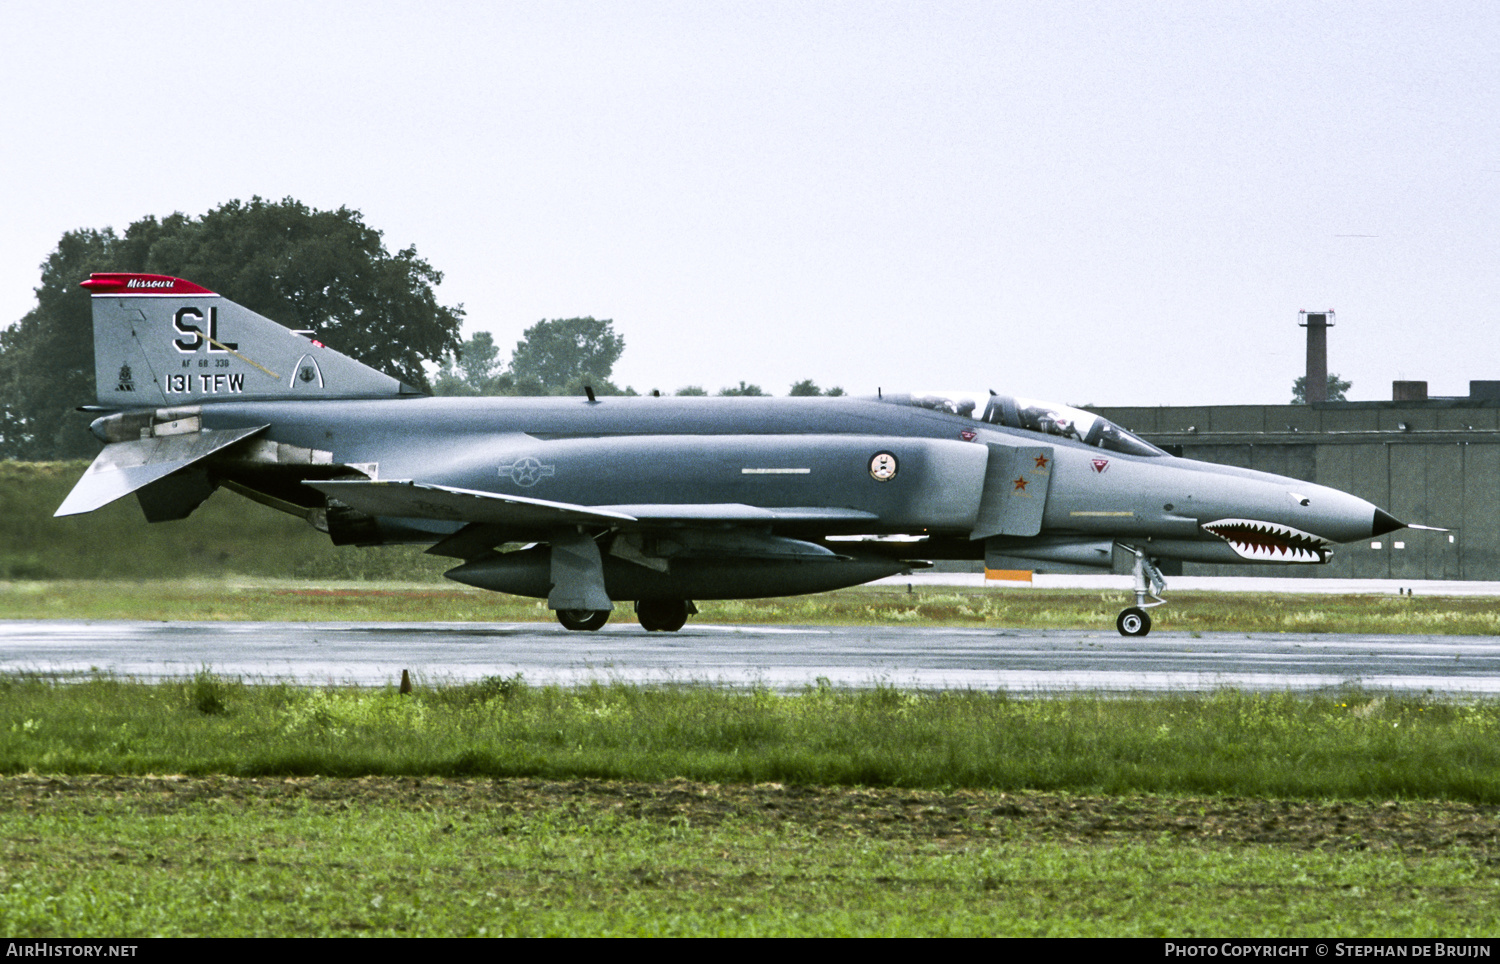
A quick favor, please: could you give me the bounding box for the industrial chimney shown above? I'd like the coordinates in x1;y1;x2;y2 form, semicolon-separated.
1299;310;1335;403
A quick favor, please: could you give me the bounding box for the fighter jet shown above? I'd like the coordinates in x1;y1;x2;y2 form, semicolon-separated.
58;273;1406;636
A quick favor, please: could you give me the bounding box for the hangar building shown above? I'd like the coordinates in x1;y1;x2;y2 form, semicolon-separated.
1091;381;1500;580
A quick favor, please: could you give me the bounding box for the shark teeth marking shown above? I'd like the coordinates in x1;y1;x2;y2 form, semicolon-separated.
1201;519;1333;564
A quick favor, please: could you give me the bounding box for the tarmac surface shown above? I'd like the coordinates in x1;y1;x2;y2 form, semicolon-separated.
4;616;1499;694
3;576;1497;693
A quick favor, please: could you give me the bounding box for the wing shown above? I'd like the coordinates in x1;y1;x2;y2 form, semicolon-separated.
304;479;880;558
603;503;879;523
305;480;639;527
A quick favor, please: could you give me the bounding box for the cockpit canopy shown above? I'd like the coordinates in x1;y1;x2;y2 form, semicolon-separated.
891;390;1165;457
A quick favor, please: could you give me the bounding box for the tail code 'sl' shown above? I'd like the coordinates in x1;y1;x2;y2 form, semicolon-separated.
82;273;413;407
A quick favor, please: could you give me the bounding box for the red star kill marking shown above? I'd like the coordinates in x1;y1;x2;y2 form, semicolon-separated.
1034;454;1049;469
1013;476;1028;491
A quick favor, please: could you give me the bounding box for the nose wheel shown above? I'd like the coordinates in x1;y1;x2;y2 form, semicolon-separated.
1116;607;1151;636
1117;545;1166;636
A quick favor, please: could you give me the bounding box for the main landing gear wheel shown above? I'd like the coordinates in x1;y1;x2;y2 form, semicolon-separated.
557;609;610;632
636;599;689;632
1116;607;1151;637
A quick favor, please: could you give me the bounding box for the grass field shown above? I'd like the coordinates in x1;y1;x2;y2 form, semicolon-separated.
5;614;1494;937
2;677;1499;937
4;674;1499;800
5;774;1497;937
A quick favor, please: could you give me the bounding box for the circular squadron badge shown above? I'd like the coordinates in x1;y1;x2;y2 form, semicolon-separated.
869;451;898;482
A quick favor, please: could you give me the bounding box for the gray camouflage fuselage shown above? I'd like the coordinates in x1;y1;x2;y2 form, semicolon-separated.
152;392;1389;567
59;273;1404;633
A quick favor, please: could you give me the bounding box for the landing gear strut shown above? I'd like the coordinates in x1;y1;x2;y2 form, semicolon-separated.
557;609;610;631
636;599;693;632
1117;545;1166;637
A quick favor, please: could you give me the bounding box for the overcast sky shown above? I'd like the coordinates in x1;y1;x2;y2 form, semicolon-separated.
5;1;1498;405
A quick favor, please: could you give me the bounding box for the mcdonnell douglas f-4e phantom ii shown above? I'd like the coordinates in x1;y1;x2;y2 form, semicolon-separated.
58;273;1406;635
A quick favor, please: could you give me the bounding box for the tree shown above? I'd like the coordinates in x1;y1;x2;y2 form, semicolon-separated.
508;317;625;395
436;318;632;398
788;379;845;397
718;381;766;396
136;198;463;390
1291;373;1352;404
0;229;118;459
674;386;708;396
0;197;465;459
433;332;507;396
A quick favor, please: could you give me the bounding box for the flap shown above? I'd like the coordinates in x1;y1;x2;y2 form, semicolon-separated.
55;424;269;517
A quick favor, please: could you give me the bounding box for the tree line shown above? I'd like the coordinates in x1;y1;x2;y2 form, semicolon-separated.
432;331;844;401
1;198;843;460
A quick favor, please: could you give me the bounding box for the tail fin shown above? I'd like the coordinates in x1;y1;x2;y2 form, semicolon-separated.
82;273;416;407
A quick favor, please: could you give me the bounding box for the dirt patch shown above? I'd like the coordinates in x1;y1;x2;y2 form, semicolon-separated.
5;775;1499;855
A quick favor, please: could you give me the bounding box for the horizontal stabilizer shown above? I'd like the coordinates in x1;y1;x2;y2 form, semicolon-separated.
55;424;268;517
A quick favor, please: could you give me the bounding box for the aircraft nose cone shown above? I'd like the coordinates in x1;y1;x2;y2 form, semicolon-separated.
1372;508;1405;537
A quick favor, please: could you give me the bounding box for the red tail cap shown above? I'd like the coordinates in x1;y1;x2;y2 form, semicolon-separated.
80;273;216;295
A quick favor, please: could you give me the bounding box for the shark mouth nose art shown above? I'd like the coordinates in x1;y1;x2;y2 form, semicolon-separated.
1201;519;1333;563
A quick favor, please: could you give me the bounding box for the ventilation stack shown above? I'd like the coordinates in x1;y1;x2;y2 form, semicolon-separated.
1299;310;1336;402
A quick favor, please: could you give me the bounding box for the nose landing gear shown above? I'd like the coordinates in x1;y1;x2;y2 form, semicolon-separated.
1116;545;1166;636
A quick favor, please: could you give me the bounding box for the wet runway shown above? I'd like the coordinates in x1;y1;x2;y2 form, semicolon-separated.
3;619;1499;694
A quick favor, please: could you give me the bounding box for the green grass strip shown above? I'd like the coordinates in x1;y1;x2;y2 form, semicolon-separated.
4;674;1499;802
4;579;1500;634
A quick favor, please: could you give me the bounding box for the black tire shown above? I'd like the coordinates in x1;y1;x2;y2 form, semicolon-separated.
636;599;689;632
557;609;610;631
1116;607;1151;637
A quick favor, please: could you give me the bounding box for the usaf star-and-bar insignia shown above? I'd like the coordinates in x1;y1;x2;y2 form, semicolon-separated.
498;457;556;487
